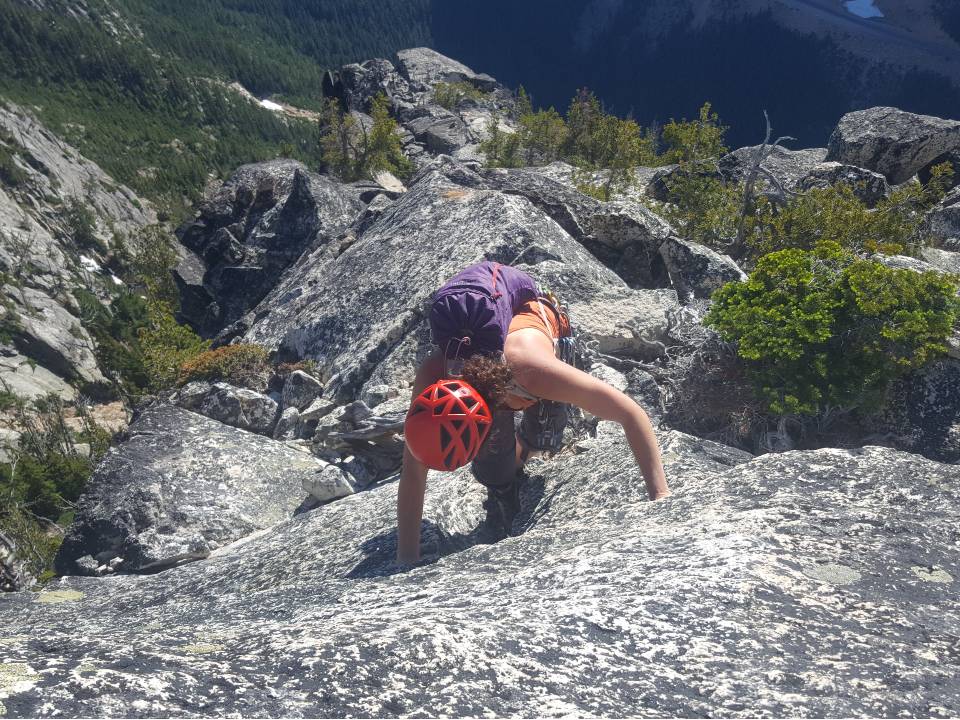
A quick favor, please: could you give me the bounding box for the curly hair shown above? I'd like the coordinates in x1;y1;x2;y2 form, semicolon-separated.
461;354;513;410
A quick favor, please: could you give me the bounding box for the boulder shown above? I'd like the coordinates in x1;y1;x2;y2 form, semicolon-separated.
7;429;960;717
922;186;960;248
405;108;470;154
302;463;355;503
482;167;674;288
176;160;364;336
881;360;960;463
242;158;629;401
919;247;960;275
280;370;324;412
798;162;890;207
826;107;960;185
659;236;747;300
54;404;348;576
720;145;828;192
182;382;279;436
272;406;300;441
565;285;679;360
395;47;495;91
336;58;413;113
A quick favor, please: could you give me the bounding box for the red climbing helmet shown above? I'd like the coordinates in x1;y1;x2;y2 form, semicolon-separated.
404;379;493;471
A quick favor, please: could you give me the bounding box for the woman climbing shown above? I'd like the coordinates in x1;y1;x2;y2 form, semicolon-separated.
397;260;670;565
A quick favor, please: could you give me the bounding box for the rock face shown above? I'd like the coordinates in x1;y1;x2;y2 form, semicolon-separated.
54;404;350;577
482;166;674;288
826;107;960;185
5;427;960;717
395;47;496;91
176;160;364;335
659;236;746;300
798;161;890;207
0;102;153;396
242;158;643;401
719;145;828;192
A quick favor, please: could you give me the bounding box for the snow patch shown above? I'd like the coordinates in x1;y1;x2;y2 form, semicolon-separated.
260;99;284;112
79;255;100;273
844;0;883;19
111;274;124;286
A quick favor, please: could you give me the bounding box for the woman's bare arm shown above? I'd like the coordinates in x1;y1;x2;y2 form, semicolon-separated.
510;340;670;499
396;350;445;565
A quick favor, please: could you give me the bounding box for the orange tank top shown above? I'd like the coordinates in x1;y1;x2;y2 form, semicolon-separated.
507;299;570;341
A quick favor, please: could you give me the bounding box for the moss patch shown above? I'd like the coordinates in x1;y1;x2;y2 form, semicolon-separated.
178;643;225;655
803;563;861;586
36;589;85;604
0;662;35;689
911;566;953;584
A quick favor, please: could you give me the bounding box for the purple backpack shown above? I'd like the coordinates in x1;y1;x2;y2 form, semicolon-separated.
429;261;538;359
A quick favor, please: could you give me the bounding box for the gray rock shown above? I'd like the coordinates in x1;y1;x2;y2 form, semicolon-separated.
177;160;364;335
54;404;345;576
6;432;959;717
659;236;747;301
882;360;960;463
798;161;891;207
301;462;354;502
720;145;828;192
0;352;76;401
395;47;494;91
923;186;960;247
280;370;324;412
645;163;684;202
826;107;960;185
919;247;960;275
336;58;413;113
272;406;300;441
4;285;106;390
482;167;674;288
406;108;470;155
361;384;400;409
197;382;279;435
300;397;338;423
242;158;627;401
568;286;679;360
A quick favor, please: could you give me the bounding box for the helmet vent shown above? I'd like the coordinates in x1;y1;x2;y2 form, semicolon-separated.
440;424;452;448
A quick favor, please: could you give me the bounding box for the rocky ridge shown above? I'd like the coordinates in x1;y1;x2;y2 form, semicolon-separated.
1;48;960;717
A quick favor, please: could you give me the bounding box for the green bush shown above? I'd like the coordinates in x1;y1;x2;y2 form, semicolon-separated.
319;94;411;181
749;166;955;257
139;301;211;390
661;102;728;167
479;114;523;168
662;173;741;248
64;199;107;254
177;343;271;388
433;81;485;110
705;241;960;416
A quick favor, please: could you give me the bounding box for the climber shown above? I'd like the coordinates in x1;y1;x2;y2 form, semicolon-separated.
396;261;670;565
